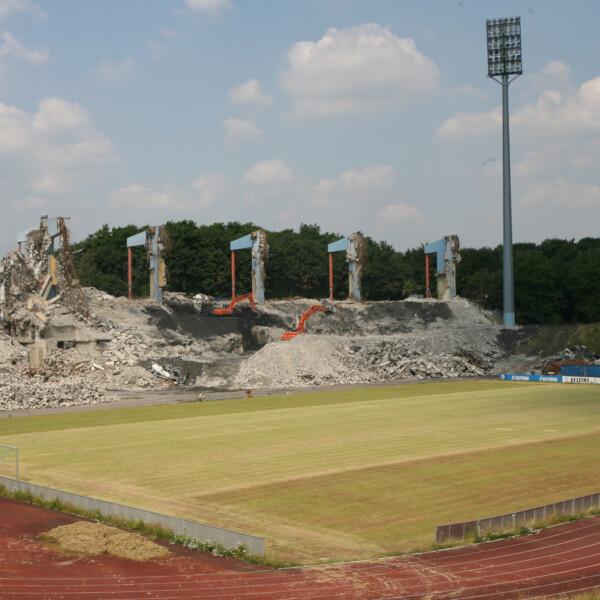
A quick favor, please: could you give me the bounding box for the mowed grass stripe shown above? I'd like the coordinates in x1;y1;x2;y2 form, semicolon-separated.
198;430;600;563
1;381;599;563
13;383;598;491
0;381;522;436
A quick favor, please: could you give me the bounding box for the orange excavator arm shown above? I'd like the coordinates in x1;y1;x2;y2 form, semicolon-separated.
214;293;256;315
282;305;327;340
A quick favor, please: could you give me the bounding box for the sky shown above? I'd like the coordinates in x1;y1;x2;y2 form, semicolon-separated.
0;0;599;256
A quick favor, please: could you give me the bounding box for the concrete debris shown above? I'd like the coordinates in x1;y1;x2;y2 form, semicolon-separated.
234;336;486;390
0;375;117;411
0;242;556;412
193;293;212;305
549;345;599;363
541;345;600;374
151;363;187;384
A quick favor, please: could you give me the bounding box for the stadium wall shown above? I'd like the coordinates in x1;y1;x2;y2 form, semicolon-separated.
0;476;265;556
435;493;600;545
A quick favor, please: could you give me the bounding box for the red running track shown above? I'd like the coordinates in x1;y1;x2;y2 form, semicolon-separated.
2;495;600;599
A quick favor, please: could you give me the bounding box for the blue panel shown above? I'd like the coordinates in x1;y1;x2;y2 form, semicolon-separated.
424;238;446;272
46;218;60;238
16;228;33;243
499;374;562;383
328;237;348;253
424;238;445;255
561;365;600;377
230;234;253;251
127;231;147;247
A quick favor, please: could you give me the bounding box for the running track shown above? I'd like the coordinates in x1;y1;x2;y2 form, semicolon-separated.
1;496;600;599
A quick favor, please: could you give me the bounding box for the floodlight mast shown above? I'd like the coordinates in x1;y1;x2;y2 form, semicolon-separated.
487;16;522;327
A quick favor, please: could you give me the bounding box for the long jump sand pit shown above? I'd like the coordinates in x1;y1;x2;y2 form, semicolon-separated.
3;495;600;599
39;520;171;561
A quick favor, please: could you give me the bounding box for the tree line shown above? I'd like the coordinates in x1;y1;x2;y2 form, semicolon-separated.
71;221;600;325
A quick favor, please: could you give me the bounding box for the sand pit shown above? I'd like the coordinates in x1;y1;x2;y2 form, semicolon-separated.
39;521;170;561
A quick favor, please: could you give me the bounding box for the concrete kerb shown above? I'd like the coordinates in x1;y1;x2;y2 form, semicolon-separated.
435;492;600;545
0;475;264;556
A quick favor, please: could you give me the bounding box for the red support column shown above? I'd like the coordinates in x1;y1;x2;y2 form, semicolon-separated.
329;252;334;301
231;250;236;300
128;247;133;300
425;254;430;299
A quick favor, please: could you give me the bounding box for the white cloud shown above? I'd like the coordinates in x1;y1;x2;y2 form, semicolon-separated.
109;183;191;213
436;107;501;139
0;96;114;197
159;28;183;39
280;23;439;116
0;0;44;21
378;204;428;222
311;165;396;207
449;85;488;103
95;57;133;83
184;0;232;16
228;79;273;105
147;40;169;61
221;117;263;144
437;65;600;141
513;76;600;138
527;61;575;98
0;30;48;68
192;173;232;208
520;179;600;209
328;165;396;189
512;140;600;180
241;158;294;185
31;96;89;134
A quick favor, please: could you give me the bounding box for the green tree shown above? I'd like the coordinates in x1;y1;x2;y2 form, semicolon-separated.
70;222;599;325
73;224;148;297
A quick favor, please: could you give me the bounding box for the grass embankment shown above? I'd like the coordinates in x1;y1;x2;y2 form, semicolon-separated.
1;380;599;564
517;322;600;355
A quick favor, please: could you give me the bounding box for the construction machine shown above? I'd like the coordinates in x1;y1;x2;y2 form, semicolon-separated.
282;304;333;341
213;293;256;315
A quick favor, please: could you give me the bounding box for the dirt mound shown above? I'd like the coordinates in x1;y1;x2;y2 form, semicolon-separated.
39;521;170;561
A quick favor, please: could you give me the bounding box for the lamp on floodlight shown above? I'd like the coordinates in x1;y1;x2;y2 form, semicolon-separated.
486;15;522;327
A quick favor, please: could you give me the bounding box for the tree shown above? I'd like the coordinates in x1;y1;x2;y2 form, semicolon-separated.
70;222;599;324
73;224;148;297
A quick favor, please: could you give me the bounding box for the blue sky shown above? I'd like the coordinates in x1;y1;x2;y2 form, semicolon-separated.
1;0;599;256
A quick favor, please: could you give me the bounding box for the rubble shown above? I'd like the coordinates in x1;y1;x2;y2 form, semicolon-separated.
0;223;556;411
234;336;486;390
0;376;116;411
541;345;600;374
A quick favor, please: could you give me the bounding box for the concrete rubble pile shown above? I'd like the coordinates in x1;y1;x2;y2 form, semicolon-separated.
234;296;503;390
1;233;540;410
353;343;486;380
539;344;600;374
0;234;165;410
234;334;487;390
545;345;600;364
0;376;114;412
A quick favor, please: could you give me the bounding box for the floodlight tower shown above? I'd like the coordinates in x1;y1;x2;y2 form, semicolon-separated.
486;16;522;327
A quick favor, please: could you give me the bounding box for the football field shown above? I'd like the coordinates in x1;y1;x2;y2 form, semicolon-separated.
1;380;599;564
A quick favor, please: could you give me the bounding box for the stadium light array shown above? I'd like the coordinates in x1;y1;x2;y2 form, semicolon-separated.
486;16;523;327
486;17;522;77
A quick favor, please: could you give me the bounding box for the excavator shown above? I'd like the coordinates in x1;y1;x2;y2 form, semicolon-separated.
282;304;333;341
213;293;256;315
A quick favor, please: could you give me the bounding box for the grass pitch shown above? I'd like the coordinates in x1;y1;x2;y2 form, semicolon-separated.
1;380;599;564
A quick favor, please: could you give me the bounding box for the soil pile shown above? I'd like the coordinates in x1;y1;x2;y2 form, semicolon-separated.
39;521;170;561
